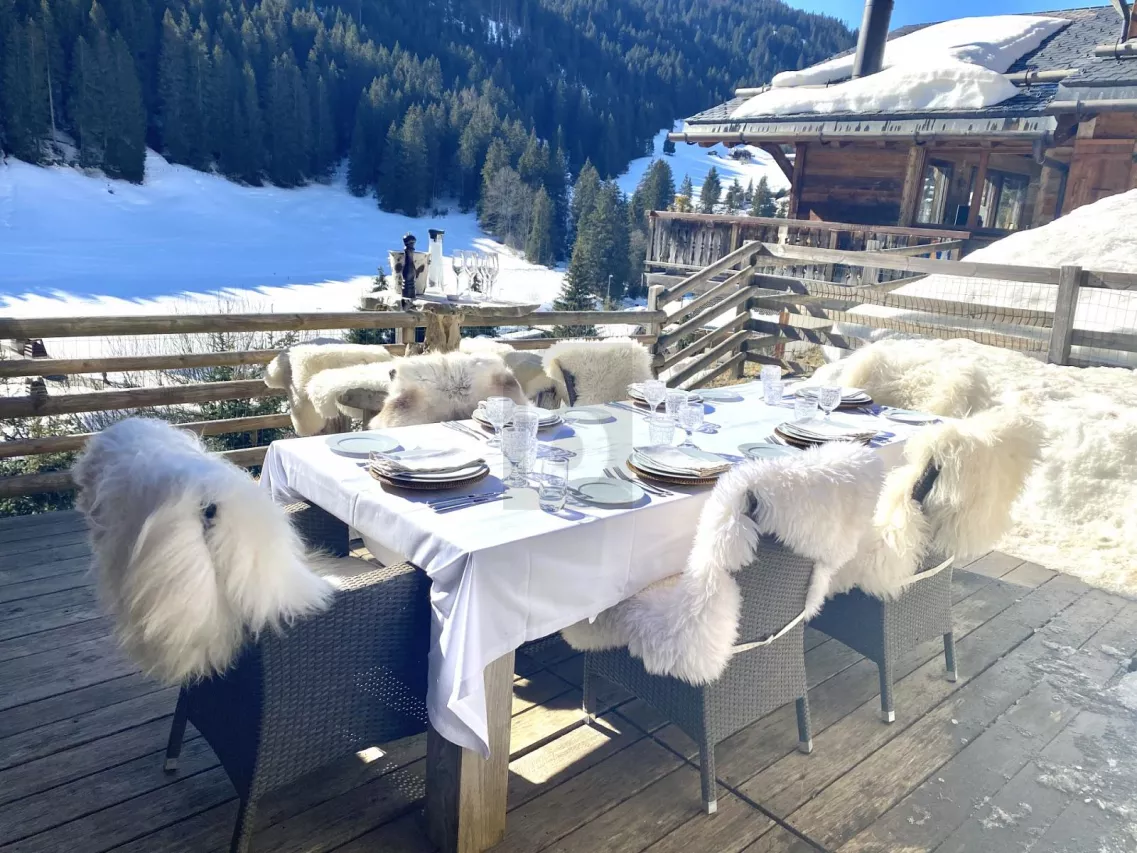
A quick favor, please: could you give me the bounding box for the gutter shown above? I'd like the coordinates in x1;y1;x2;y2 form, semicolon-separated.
668;128;1052;145
732;68;1076;99
1045;98;1137;115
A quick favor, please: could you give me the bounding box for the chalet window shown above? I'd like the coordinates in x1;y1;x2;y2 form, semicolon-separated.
916;161;953;224
978;171;1030;231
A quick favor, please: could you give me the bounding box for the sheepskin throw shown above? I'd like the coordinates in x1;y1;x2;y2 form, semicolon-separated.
456;338;557;404
369;351;526;428
543;338;652;407
811;338;993;417
830;406;1044;599
562;443;883;684
73;418;333;684
307;362;396;424
265;343;393;435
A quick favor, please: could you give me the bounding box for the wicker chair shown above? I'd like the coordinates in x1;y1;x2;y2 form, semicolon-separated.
583;538;819;815
164;503;431;853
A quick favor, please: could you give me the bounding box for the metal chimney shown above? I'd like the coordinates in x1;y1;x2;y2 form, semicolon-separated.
852;0;894;79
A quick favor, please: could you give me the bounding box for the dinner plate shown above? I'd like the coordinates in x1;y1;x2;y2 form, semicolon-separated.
562;408;611;425
326;433;400;458
630;390;702;405
472;409;562;430
371;463;490;490
630;447;730;478
569;477;645;506
795;386;870;402
700;388;743;402
738;442;799;460
386;463;490;482
885;409;942;425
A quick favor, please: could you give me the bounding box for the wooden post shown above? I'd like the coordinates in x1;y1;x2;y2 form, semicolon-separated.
967;151;991;231
425;650;515;853
731;278;751;379
646;284;665;376
860;238;881;286
788;143;808;220
1048;264;1082;365
898;145;929;226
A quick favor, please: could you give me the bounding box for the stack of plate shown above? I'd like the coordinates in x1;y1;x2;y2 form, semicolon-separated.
326;433;400;458
794;386;873;410
628;385;702;407
627;445;731;485
472;406;562;431
772;417;879;449
369;448;490;490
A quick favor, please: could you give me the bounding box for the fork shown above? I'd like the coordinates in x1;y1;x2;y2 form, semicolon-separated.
605;466;673;498
444;421;487;442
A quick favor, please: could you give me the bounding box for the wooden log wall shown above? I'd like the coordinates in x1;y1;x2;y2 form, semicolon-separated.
797;144;909;224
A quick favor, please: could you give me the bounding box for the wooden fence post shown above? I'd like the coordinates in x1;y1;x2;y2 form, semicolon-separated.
1048;264;1082;365
647;284;666;377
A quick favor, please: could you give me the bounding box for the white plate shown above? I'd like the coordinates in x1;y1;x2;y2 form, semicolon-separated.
700;389;743;402
473;410;561;429
885;409;942;425
562;408;611;425
796;386;870;403
326;433;400;458
569;477;645;506
739;442;799;459
386;463;490;482
631;446;730;477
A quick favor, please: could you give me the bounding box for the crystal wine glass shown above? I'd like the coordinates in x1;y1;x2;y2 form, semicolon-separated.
483;396;514;447
486;253;499;299
817;385;842;420
641;379;667;415
665;388;690;419
451;251;464;296
677;400;704;447
501;425;533;487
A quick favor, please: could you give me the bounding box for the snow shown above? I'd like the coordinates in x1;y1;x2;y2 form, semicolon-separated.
734;15;1066;117
1114;672;1137;711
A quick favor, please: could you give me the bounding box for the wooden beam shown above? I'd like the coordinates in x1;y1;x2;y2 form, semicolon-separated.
967;151;990;231
0;379;281;419
657;285;755;351
898;146;929;227
788;143;808;220
667;329;749;388
649;210;969;240
684;351;747;391
656;241;760;307
1048;265;1083;365
758;143;794;183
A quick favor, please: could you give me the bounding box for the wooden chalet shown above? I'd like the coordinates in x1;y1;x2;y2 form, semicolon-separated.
672;5;1137;246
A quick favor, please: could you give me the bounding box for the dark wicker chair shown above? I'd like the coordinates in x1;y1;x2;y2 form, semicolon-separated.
808;463;957;723
163;502;431;853
583;536;816;815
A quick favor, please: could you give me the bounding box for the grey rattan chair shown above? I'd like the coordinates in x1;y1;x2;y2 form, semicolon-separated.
163;504;431;853
583;536;815;815
808;463;956;723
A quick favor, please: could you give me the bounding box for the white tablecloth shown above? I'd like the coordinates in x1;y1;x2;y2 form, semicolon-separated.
260;382;921;756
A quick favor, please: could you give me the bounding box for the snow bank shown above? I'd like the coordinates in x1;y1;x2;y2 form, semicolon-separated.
734;15;1066;117
816;338;1137;598
1114;671;1137;711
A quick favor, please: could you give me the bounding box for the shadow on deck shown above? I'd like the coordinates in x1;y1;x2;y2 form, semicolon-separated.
1;511;1135;853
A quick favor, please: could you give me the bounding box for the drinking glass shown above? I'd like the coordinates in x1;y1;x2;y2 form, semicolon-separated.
817;385;842;419
761;365;781;387
665;389;690;419
794;396;819;422
641;379;667;414
537;457;570;512
451;252;464;296
501;426;532;488
677;401;704;446
647;415;676;447
763;379;785;406
512;407;541;439
483;396;514;447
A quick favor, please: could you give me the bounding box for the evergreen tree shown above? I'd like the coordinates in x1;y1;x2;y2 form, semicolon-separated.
517;133;548;188
662;136;676;155
545;144;569;260
265;52;310;186
104;31;145;181
477;137;511;227
751;175;776;217
744;179;754;205
699;166;721;214
377;120;402;211
157;10;191;164
397;105;429;215
567;181;629;305
674;173;694;213
482;166;532;249
569;159;600;244
525;186;555;266
309;69;337;178
2;16;52;163
630;159;676;226
724;178;743;213
226;61;264;184
553;266;597;337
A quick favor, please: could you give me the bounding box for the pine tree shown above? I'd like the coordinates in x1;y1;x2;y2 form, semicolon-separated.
553;263;597;337
724;178;743;213
545;144;569;260
662;136;676;155
569;159;600;244
744;179;754;205
674;173;694;213
104;31;145;181
751;175;776;217
309;69;336;178
227;61;264;184
157;10;190;163
477;137;511;228
347;80;381;195
265;52;310;186
398;106;429;215
525;186;555;266
517;133;548;188
699;166;721;214
377;120;403;211
2;17;52;163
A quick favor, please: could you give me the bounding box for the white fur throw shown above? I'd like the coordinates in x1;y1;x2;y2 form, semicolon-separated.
265;343;393;435
307;362;395;423
562;443;883;685
73;418;333;684
830;406;1044;599
812;338;994;417
543;338;653;407
369;351;526;428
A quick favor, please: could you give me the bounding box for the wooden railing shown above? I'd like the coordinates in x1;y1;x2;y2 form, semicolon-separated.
0;308;663;500
648;240;1137;390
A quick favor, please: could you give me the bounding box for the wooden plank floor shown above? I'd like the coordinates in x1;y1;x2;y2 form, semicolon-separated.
1;511;1136;853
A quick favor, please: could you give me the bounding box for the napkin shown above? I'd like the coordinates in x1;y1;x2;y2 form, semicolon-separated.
370;448;485;475
781;418;877;442
634;446;731;477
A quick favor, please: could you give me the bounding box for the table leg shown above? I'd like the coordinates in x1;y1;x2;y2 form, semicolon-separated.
425;649;515;853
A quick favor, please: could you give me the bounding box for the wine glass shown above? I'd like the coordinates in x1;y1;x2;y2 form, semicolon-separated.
501;425;533;487
817;385;842;420
665;389;690;419
641;379;667;415
486;253;499;299
677;401;704;447
483;396;514;447
470;253;483;294
451;251;464;296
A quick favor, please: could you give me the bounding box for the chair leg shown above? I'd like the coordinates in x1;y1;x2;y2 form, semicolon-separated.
581;655;595;724
795;695;813;754
698;738;718;815
164;688;189;772
944;632;958;682
878;654;895;723
229;797;257;853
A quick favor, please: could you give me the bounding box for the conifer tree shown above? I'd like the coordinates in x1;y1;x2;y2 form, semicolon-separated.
724;178;743;213
477;137;511;227
377;120;403;211
397;105;429;215
751;175;776;217
104;31;145;181
309;70;336;178
553;262;597;337
699;166;721;214
745;179;754;205
545;144;569;260
517;133;548;187
569;159;600;244
2;17;51;164
525;186;555;266
227;61;264;184
265;52;310;186
674;173;694;213
662;136;676;155
157;10;191;163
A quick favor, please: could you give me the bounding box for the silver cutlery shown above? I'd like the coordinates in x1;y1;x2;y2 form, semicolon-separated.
432;494;511;513
605;466;672;497
606;401;648;416
427;489;505;506
444;421;488;442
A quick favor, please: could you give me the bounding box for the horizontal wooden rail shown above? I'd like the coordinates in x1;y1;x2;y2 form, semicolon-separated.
0;379;280;419
749;318;866;352
1070;329;1137;354
657;314;748;372
668;330;749;388
877;239;966;257
649;210;970;240
0;413;292;459
657;287;755;351
0;348;285;379
656;242;760;307
688;352;747;390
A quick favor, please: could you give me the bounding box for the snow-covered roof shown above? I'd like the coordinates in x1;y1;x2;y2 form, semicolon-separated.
681;7;1132;141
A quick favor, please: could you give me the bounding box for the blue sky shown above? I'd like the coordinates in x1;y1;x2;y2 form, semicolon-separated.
784;1;1107;28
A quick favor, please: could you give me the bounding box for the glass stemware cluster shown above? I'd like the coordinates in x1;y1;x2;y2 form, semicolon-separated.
451;251;500;299
633;384;703;448
487;398;543;488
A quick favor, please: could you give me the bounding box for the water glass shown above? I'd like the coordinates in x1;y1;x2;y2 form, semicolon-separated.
641;379;667;414
763;379;785;406
501;425;533;487
761;365;782;387
664;389;690;419
512;407;541;439
817;385;843;419
793;396;819;422
647;415;676;447
537;457;570;512
483;396;515;447
677;401;704;446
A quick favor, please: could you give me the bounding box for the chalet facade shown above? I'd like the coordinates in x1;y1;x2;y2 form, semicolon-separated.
673;5;1137;244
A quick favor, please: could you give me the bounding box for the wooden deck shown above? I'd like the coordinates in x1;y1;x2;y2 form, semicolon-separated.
1;511;1135;853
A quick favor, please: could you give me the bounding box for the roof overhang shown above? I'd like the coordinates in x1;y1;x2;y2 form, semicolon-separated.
671;114;1057;146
